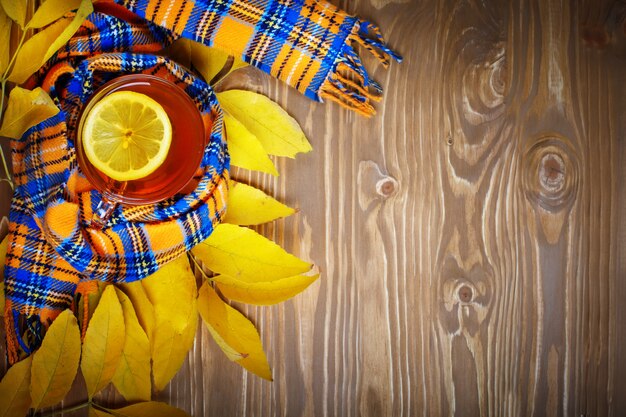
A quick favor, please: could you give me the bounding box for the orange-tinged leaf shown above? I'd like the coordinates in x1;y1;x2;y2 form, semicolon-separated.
30;309;81;409
119;281;155;344
198;283;272;380
142;256;199;391
81;285;125;398
0;356;32;417
0;0;27;27
111;289;151;402
102;402;190;417
217;90;311;158
8;0;92;84
225;180;294;225
224;114;278;175
0;87;59;139
0;6;11;75
192;224;311;281
27;0;82;29
214;273;319;305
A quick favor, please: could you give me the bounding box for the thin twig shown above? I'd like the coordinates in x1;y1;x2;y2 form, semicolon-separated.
37;401;91;417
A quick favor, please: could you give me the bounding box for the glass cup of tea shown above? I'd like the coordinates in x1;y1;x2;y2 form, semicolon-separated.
76;74;209;229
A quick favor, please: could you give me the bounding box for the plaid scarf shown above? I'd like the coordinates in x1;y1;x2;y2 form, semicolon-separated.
4;0;399;362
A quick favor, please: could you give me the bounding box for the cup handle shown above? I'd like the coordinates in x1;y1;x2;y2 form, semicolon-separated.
91;197;118;230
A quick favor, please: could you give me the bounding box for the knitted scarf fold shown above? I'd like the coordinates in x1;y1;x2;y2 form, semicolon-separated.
3;0;400;362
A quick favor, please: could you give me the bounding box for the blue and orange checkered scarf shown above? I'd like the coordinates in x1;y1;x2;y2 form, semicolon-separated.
4;0;400;362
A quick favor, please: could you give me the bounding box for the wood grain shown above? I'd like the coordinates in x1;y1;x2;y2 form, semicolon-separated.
2;0;625;416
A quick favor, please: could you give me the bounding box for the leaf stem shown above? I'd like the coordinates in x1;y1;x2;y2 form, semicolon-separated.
37;401;92;417
0;145;13;191
187;252;214;281
2;29;28;81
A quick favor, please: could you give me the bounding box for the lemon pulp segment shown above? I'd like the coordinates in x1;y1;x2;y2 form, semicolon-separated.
82;91;172;181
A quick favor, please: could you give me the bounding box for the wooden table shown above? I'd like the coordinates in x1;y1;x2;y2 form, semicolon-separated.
2;0;626;415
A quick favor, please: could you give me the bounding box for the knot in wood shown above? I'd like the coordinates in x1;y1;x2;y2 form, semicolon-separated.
539;153;565;193
376;177;398;198
522;136;579;212
582;26;611;49
457;285;474;303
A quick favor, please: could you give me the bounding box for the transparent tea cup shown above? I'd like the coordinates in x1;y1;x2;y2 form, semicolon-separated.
76;74;209;229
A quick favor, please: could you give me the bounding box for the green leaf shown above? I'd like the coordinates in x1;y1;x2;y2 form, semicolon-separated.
8;0;92;84
192;223;311;281
0;0;27;28
101;402;190;417
112;288;151;402
198;283;272;380
0;356;32;417
217;90;311;158
214;273;319;305
30;309;81;409
0;6;12;75
27;0;82;29
225;180;294;225
0;87;59;139
81;285;126;399
224;114;278;175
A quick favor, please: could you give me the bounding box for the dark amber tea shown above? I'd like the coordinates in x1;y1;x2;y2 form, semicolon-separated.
76;74;208;207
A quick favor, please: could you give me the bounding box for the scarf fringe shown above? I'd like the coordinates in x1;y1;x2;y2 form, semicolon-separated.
320;19;402;117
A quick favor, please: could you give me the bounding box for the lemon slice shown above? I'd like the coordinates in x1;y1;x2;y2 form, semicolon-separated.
82;91;172;181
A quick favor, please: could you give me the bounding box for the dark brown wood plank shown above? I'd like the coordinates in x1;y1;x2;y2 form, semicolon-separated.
1;0;625;416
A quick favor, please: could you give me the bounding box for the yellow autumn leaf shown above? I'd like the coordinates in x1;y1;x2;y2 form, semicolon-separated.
0;6;11;75
217;90;311;158
189;40;228;84
27;0;82;29
214;273;319;305
224;114;278;175
112;288;151;402
225;180;294;225
118;281;155;344
163;39;247;85
0;356;32;417
0;87;59;139
100;402;191;417
192;223;311;281
191;42;247;84
81;285;125;399
8;0;92;84
142;256;198;391
0;0;27;27
30;309;81;409
198;283;272;380
151;316;197;391
141;255;196;333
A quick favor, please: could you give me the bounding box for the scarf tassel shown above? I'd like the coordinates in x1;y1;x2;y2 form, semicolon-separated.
320;20;402;117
